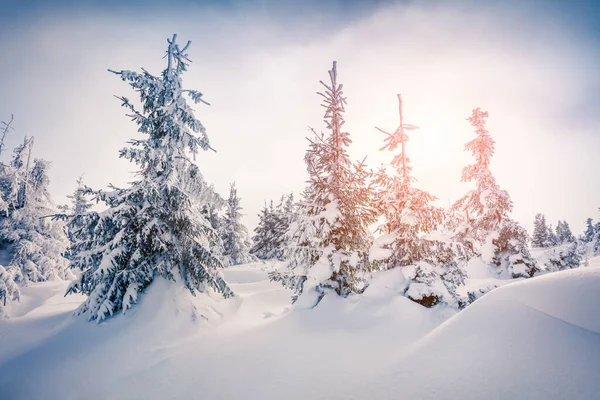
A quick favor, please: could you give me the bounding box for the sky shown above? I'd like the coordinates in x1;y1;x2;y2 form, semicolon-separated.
0;0;599;234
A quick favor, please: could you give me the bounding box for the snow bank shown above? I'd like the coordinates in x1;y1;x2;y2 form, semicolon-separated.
360;264;600;400
0;260;598;399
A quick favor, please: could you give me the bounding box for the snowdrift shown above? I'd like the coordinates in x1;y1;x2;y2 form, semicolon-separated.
0;261;598;399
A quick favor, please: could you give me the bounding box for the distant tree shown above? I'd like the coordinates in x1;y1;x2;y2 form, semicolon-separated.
555;220;575;244
65;35;233;322
1;159;72;283
491;220;538;278
61;176;94;246
583;218;595;242
270;62;377;303
594;213;600;256
453;108;537;278
251;193;293;261
221;183;255;266
545;242;582;272
65;176;93;215
0;265;19;308
531;213;548;248
544;224;558;247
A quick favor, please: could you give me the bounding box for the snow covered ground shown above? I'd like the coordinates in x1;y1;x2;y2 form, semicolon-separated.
0;259;599;400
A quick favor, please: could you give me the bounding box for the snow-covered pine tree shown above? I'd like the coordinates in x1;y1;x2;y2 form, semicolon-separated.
544;241;582;272
65;35;233;322
370;94;466;309
544;224;559;247
531;213;548;248
453;108;538;278
583;218;595;242
251;201;276;260
220;182;255;266
555;220;575;244
1;158;72;283
61;175;93;246
0;265;19;308
270;62;377;304
251;198;284;261
250;193;295;261
65;176;93;215
0;137;30;213
593;213;600;256
200;195;226;261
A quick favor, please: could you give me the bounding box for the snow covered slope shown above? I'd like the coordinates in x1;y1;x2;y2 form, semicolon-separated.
0;260;598;399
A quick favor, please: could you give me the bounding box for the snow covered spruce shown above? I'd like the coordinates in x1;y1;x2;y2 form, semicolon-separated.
0;132;72;307
451;108;538;280
62;35;233;322
369;94;468;309
270;62;377;305
250;194;295;261
220;183;255;266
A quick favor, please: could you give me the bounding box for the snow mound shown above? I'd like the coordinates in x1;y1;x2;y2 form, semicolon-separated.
0;261;598;399
360;265;600;400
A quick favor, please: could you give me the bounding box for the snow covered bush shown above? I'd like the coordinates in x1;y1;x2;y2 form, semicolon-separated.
65;34;233;322
543;242;582;272
220;183;255;266
270;62;377;304
489;219;538;278
402;260;467;309
0;264;19;308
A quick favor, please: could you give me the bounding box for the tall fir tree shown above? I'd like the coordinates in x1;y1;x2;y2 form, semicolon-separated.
453;108;537;278
271;62;377;303
65;35;233;322
531;213;548;248
220;182;255;266
370;94;466;309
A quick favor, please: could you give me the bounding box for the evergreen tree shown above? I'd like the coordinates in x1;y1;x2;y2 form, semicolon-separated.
270;62;377;303
545;241;582;272
370;94;466;309
220;182;255;266
491;220;538;278
556;220;575;244
594;215;600;256
531;213;548;248
251;194;293;261
1;159;72;283
65;176;93;215
544;224;558;247
453;108;537;278
0;265;19;308
0;137;31;213
583;218;595;242
65;35;233;322
61;176;94;246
